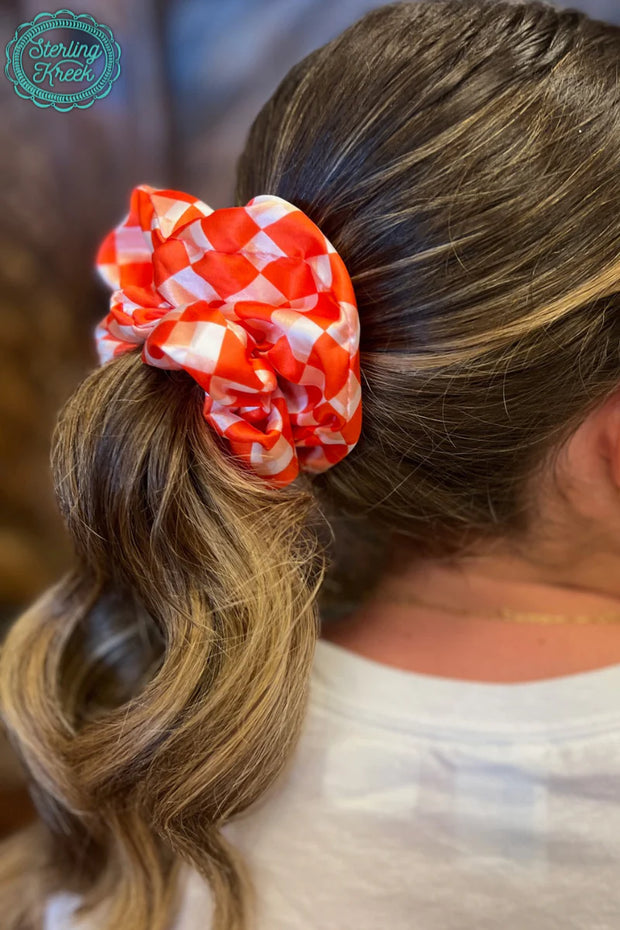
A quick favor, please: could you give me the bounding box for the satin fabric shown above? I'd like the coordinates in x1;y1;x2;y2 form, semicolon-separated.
94;184;362;486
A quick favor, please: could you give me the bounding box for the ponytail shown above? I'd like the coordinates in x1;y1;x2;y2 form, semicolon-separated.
0;350;326;929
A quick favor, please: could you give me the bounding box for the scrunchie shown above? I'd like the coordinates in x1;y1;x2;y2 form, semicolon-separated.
94;184;362;487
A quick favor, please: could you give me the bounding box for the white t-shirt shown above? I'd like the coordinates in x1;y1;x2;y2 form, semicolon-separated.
46;637;620;930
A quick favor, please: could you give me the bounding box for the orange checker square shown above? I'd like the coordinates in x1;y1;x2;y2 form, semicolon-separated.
310;291;345;323
214;409;278;446
117;261;154;289
230;403;270;429
134;186;210;239
259;256;318;301
260;210;330;259
233;300;280;345
108;302;137;328
298;382;323;411
152;236;194;284
142;315;184;364
121;283;169;311
307;330;353;397
94;229;117;268
326;252;357;305
289;416;321;446
267;334;307;383
340;390;363;444
128;186;159;235
200;206;262;253
130;305;170;327
205;323;266;390
191;251;260;299
95;233;154;290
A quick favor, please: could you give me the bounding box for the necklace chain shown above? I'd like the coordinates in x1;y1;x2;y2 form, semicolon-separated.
383;592;620;625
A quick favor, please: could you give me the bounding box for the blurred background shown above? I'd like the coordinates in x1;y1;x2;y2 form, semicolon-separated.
1;0;619;837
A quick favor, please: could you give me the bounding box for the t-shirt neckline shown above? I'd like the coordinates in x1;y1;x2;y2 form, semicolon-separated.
312;637;620;743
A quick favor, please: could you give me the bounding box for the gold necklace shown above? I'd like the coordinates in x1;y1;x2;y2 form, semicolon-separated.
383;591;620;625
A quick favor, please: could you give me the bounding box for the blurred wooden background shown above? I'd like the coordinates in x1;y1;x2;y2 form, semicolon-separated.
1;0;619;837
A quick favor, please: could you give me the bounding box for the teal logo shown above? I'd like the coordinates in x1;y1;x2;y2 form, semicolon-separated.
5;9;121;111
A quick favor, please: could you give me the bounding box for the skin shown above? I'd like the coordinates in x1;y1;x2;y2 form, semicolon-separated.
320;388;620;682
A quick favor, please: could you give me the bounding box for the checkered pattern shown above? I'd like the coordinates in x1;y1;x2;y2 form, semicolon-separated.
94;184;362;487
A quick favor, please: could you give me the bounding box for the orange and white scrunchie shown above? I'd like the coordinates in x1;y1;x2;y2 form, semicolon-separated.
94;184;362;488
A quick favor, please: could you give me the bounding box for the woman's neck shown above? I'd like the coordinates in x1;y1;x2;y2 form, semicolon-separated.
320;554;620;683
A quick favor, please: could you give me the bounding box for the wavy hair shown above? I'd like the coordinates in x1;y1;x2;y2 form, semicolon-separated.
2;2;620;928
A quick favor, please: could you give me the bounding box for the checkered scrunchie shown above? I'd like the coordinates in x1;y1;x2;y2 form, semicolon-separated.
94;184;362;487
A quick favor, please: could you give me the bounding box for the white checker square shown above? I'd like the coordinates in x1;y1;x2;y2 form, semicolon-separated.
185;222;214;254
115;223;150;261
207;406;237;433
231;272;287;305
298;362;326;391
271;310;325;363
326;303;359;350
288;294;318;312
209;373;265;401
250;433;294;474
249;197;296;229
243;230;289;262
164;264;221;303
307;253;333;289
328;370;361;416
187;320;227;367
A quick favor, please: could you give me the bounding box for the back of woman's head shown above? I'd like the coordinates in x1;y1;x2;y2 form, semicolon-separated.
238;0;620;560
2;3;620;929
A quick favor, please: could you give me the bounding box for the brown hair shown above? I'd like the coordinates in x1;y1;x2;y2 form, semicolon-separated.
2;2;620;928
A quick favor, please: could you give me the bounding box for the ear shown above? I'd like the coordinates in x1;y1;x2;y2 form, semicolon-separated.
565;386;620;496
